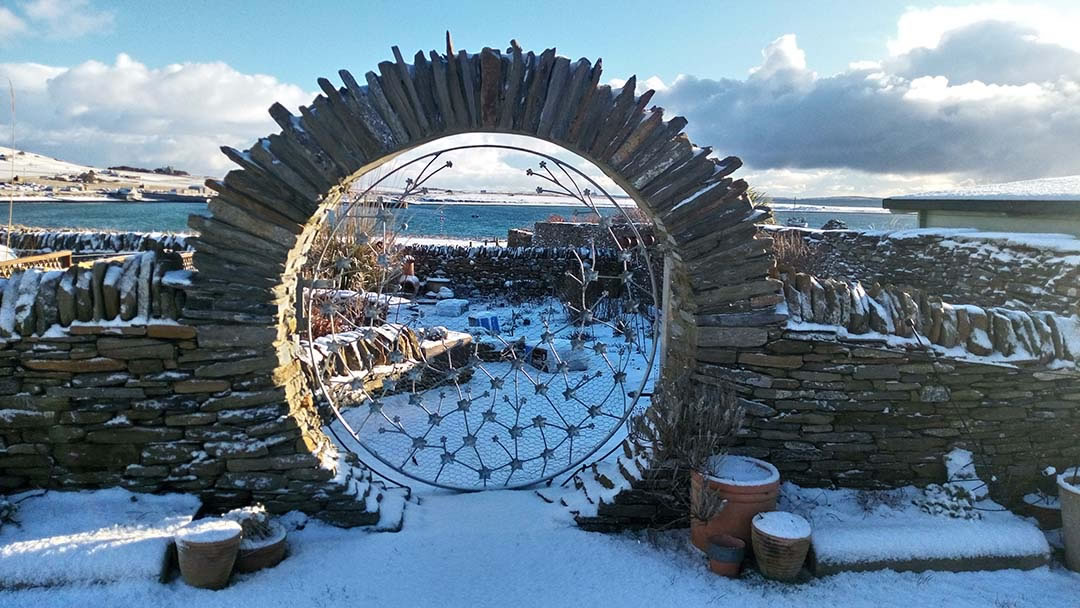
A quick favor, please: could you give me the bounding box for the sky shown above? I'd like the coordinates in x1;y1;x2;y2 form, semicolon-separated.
2;0;1080;197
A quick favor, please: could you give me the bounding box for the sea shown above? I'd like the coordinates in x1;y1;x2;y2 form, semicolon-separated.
1;197;916;239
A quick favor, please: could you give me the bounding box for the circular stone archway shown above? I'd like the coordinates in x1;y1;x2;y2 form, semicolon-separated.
186;36;780;504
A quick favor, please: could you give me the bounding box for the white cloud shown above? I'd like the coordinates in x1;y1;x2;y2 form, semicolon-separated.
887;2;1080;55
0;54;313;175
19;0;114;39
4;4;1080;197
643;9;1080;194
0;7;28;40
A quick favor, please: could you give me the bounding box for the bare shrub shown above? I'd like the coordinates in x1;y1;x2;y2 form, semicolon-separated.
772;229;818;275
633;372;744;524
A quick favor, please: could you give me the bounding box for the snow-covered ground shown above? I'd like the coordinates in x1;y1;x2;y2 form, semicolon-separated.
1;483;1077;607
892;174;1080;201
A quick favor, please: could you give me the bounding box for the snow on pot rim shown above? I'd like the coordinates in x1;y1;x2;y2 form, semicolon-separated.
1057;467;1080;497
239;521;287;551
702;455;780;487
753;511;812;540
175;518;242;545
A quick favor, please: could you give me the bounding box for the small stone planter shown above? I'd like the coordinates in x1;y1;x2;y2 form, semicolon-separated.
175;518;243;590
751;511;812;582
706;534;746;578
1058;468;1080;571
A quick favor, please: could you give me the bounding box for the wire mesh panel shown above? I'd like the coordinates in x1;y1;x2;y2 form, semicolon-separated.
300;145;659;490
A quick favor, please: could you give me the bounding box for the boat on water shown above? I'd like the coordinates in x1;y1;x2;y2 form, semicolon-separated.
785;196;809;227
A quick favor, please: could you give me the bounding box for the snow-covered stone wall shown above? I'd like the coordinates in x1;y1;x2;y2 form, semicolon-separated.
0;227;192;255
0;252;186;337
771;227;1080;317
781;272;1077;365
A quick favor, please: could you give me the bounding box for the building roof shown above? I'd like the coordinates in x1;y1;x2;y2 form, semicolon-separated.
883;175;1080;214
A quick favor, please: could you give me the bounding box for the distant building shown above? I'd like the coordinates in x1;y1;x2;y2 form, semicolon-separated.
884;175;1080;236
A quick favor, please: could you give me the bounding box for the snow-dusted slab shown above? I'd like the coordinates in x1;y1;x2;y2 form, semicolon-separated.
811;519;1050;575
0;488;200;589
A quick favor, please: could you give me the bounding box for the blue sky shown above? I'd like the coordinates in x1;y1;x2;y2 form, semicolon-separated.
3;0;1080;196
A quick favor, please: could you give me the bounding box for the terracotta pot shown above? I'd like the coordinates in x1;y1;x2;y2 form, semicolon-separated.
1022;494;1062;531
235;523;288;573
751;511;811;582
690;455;780;552
706;534;746;578
175;519;243;590
1058;470;1080;571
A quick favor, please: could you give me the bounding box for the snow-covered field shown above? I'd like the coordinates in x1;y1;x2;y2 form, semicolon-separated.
1;483;1077;608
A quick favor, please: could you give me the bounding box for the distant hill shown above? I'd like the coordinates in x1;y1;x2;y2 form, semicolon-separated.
771;196;884;208
0;146;207;190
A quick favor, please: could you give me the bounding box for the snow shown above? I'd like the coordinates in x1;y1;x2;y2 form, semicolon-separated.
753;511;811;539
893;174;1080;201
703;455;780;487
944;448;988;501
1057;467;1080;497
433;298;469;316
0;488;199;588
1;485;1077;607
174;519;242;545
781;479;1050;569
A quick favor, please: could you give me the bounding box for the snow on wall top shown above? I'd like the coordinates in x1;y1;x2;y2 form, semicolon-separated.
892;175;1080;201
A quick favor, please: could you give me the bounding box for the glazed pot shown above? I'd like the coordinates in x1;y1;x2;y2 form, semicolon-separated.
706;534;746;578
690;455;780;552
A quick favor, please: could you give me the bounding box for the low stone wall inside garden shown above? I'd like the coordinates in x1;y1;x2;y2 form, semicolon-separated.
404;243;630;300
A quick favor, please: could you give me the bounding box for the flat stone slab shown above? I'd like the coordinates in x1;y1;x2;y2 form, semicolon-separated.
0;488;200;589
810;519;1051;576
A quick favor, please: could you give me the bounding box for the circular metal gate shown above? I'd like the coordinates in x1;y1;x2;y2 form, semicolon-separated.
301;144;659;490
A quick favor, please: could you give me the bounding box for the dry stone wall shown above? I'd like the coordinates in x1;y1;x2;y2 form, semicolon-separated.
774;227;1080;316
781;273;1075;364
404;244;626;299
0;227;192;255
0;252;186;338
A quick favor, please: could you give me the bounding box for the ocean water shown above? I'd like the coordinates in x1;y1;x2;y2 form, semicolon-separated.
2;200;917;238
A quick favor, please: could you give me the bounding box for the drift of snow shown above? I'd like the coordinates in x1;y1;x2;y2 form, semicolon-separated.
780;481;1050;568
0;488;199;588
1;485;1076;607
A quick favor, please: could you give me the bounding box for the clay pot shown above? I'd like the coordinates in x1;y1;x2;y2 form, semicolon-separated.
175;519;243;590
235;522;288;573
1058;470;1080;572
706;534;746;578
1022;493;1062;531
751;511;812;582
690;455;780;551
